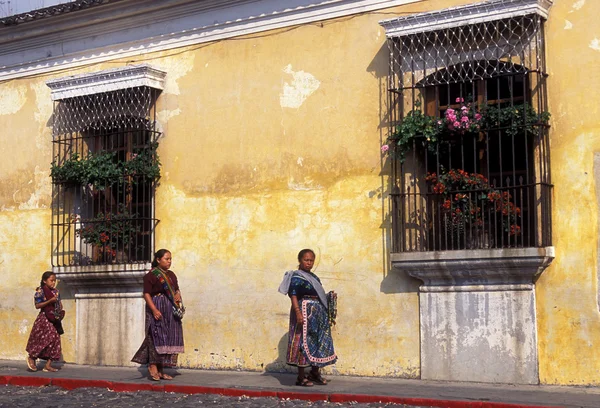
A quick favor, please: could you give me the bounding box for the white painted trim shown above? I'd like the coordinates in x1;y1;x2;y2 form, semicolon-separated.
0;0;419;81
46;64;166;100
379;0;553;37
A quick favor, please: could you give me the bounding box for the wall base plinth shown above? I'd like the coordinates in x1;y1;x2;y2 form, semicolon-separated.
54;264;150;366
392;247;554;384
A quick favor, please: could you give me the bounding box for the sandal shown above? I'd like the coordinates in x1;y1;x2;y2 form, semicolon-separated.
159;373;173;380
295;377;314;387
42;366;58;373
149;373;161;381
26;357;37;372
307;372;328;385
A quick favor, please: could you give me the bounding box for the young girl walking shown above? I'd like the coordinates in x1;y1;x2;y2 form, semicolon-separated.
25;271;65;372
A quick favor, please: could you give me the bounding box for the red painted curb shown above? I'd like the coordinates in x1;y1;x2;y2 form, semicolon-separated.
6;376;52;387
51;378;113;390
1;376;558;408
218;388;279;398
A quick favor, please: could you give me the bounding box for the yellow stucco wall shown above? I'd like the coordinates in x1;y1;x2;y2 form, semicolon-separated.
536;0;600;385
3;0;600;383
0;2;437;377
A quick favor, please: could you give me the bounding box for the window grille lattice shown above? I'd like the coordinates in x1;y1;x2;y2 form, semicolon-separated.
386;13;551;253
52;87;156;136
51;86;160;267
388;14;545;89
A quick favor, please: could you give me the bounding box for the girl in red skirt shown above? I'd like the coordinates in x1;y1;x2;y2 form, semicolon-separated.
25;271;65;372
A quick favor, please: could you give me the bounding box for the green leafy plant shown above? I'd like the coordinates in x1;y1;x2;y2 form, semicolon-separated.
51;143;160;189
123;142;161;183
382;98;550;162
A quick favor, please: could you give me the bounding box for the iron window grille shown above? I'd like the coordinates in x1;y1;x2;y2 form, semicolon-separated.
50;86;161;267
384;10;551;252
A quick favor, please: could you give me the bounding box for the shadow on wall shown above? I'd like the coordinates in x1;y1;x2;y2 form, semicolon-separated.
367;41;421;295
263;332;294;376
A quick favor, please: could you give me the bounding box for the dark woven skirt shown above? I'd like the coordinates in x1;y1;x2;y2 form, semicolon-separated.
131;294;184;367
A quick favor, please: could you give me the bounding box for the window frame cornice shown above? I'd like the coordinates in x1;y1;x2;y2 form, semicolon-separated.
379;0;553;37
46;64;166;101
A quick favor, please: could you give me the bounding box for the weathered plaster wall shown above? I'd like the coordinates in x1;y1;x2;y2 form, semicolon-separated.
144;9;426;377
0;2;441;376
11;0;600;383
536;0;600;385
0;76;76;362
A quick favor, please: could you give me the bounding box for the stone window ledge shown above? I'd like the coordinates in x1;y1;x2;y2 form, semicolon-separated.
53;263;151;290
391;247;554;288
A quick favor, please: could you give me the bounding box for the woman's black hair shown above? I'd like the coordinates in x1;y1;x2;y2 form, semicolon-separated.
40;271;55;288
297;248;315;262
151;249;171;268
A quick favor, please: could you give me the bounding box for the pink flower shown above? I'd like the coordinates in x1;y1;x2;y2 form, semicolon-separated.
461;116;469;123
461;106;468;111
446;108;455;114
437;120;442;125
475;113;482;121
453;121;461;128
456;97;464;103
381;144;389;153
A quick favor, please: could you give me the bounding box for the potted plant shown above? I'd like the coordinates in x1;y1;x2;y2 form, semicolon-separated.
425;169;522;248
382;98;550;162
75;205;142;263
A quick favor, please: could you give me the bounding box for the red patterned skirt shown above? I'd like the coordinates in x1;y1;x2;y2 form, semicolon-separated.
26;313;61;361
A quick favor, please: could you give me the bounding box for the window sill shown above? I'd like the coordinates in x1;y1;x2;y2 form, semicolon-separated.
391;247;554;289
53;262;151;290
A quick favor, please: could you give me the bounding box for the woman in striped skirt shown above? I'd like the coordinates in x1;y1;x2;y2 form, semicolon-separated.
132;249;184;381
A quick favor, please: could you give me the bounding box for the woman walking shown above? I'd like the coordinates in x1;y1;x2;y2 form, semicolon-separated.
132;249;185;381
278;249;337;387
26;271;65;372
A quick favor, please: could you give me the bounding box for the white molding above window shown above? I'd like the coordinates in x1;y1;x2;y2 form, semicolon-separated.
46;64;166;100
0;0;419;81
379;0;553;37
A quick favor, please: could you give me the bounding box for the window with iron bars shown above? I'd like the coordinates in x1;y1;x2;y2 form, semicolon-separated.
385;12;551;252
50;86;161;267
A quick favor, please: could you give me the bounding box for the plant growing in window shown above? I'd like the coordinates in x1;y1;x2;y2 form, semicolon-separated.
74;205;142;261
426;169;522;240
50;142;160;189
383;98;550;162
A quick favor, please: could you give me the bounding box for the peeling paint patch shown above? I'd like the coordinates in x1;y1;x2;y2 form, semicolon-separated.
564;20;573;30
151;52;195;95
287;176;322;190
297;157;304;166
19;320;29;334
571;0;585;11
590;38;600;52
157;108;182;123
280;64;320;109
0;84;27;115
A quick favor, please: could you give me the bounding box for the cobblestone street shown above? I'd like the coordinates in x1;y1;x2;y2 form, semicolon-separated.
0;386;422;408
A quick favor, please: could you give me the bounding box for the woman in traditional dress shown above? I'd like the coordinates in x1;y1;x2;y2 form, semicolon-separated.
278;249;337;387
26;271;65;372
132;249;185;381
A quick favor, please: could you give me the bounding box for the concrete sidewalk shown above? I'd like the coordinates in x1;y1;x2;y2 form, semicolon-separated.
0;360;598;408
